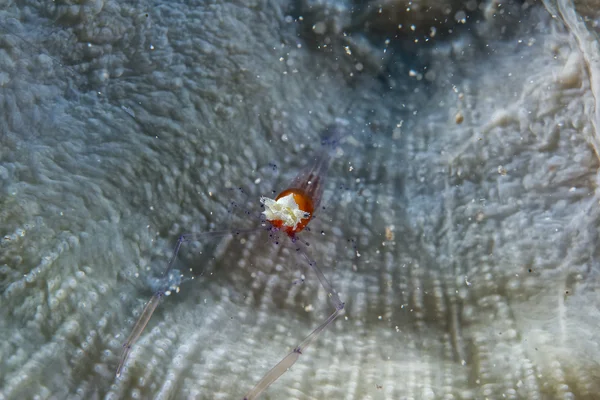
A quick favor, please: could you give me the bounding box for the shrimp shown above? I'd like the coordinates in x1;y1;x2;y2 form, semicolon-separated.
1;13;353;398
116;121;350;399
1;19;351;397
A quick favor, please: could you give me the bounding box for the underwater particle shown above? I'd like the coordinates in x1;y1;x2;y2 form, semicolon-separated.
424;70;436;82
409;69;423;80
497;165;507;176
455;112;464;124
385;226;394;241
466;0;478;11
475;211;485;222
455;10;467;24
312;21;326;35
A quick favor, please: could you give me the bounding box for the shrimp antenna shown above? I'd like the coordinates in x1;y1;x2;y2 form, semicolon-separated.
243;120;354;399
115;227;262;377
242;238;345;400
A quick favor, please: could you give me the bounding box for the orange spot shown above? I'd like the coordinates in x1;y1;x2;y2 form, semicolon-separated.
271;188;314;236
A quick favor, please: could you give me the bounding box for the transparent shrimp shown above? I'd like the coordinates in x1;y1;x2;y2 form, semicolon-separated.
116;122;350;399
115;227;263;377
243;123;347;399
2;16;352;399
116;227;262;378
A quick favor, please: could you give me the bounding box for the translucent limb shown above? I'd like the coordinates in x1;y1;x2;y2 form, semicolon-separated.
295;239;345;310
242;239;345;400
116;291;162;377
115;227;263;377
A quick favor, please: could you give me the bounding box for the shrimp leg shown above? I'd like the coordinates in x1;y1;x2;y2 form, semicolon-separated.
116;291;162;377
116;227;262;377
242;239;345;400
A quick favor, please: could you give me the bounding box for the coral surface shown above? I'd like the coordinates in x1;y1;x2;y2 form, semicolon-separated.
1;0;600;399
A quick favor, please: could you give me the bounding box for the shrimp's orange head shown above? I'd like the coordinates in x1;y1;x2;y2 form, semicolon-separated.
260;188;314;236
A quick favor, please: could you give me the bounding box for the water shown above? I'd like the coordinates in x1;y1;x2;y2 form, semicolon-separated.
2;0;600;399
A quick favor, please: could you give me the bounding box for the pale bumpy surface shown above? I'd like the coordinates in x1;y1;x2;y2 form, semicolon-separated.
2;0;600;399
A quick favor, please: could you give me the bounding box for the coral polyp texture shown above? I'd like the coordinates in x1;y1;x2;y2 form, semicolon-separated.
2;0;600;399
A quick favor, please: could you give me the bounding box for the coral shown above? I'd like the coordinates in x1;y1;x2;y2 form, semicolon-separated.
1;0;600;399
